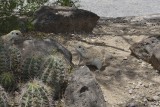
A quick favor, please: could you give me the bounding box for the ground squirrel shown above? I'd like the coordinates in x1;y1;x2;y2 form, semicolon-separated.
75;44;106;70
1;30;22;45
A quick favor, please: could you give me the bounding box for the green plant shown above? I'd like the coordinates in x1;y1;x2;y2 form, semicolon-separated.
0;0;48;33
0;0;18;16
55;0;79;7
19;0;48;16
0;0;48;16
19;79;53;107
0;16;19;33
0;72;16;91
0;0;20;33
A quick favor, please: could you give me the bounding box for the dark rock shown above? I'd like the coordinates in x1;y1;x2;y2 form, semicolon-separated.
15;38;74;67
32;6;99;33
150;43;160;71
129;36;160;71
64;66;107;107
130;36;160;62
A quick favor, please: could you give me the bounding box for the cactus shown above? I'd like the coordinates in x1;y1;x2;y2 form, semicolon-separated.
0;37;70;106
0;40;22;75
18;79;53;107
0;39;10;73
0;72;16;91
8;46;22;73
0;85;9;107
21;55;43;81
40;55;68;99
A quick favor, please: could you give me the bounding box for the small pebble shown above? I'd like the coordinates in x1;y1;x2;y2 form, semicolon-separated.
123;57;128;60
129;89;133;94
152;96;160;101
144;84;149;88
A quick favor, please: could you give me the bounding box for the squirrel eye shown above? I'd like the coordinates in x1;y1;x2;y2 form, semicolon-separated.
78;46;81;48
16;33;18;35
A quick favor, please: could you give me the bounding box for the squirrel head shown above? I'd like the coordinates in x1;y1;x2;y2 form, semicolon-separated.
8;30;23;44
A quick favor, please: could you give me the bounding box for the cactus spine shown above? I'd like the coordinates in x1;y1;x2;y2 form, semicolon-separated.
40;55;67;99
8;46;22;73
21;56;43;81
0;39;9;73
0;72;15;91
18;80;53;107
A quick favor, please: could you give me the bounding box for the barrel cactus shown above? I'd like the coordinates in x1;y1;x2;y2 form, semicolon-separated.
0;35;71;107
40;55;68;99
21;55;43;81
0;72;16;91
18;79;53;107
8;46;22;73
0;39;9;73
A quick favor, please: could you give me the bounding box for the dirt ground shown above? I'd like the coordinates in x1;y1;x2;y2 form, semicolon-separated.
56;16;160;107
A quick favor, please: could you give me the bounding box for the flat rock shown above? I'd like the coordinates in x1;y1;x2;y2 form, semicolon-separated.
64;66;107;107
32;6;99;33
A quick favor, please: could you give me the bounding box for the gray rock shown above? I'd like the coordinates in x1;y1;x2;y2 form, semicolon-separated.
152;95;160;101
150;43;160;71
129;36;160;71
64;66;107;107
125;99;148;107
32;6;99;33
15;38;74;66
130;36;160;62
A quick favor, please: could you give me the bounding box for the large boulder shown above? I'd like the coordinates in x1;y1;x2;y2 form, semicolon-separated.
64;66;107;107
130;36;160;71
14;38;74;67
130;36;160;62
32;6;100;33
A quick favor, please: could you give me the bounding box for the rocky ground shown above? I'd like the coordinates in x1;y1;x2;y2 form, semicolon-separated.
55;15;160;107
22;14;160;107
